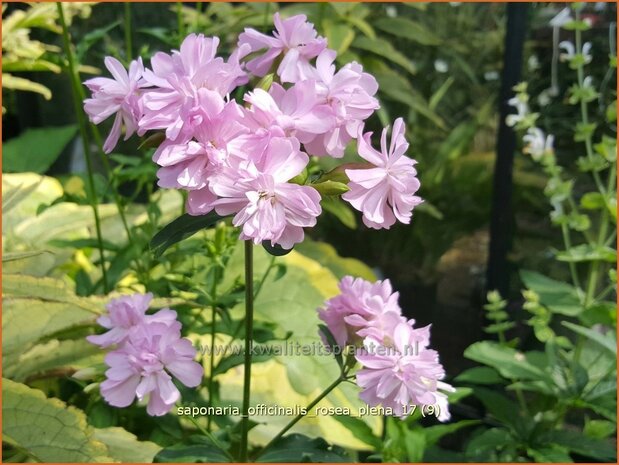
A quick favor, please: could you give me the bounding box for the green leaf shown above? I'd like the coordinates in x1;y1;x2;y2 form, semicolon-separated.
76;21;121;62
155;441;231;462
321;196;357;229
580;192;606;210
555;244;617;263
464;341;548;382
318;324;343;368
429;76;455;111
562;321;617;355
3;125;78;173
2;250;50;262
424;420;480;446
455;366;505;385
2;73;52;100
323;21;355;55
541;430;616;461
150;212;226;257
353;36;416;75
374;70;446;129
93;427;162;463
527;445;573;462
465;427;516;460
2;378;112;462
211;348;271;377
583;419;616;439
332;415;381;449
473;388;528;434
520;270;582;316
256;433;349;462
294;239;375;281
374;17;442;45
5;339;102;382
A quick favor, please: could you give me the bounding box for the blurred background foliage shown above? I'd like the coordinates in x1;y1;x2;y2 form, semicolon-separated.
2;2;617;463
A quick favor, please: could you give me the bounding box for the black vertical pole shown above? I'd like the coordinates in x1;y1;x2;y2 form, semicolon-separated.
486;3;529;296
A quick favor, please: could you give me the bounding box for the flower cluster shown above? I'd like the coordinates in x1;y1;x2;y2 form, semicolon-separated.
87;293;203;416
317;276;453;420
84;12;422;248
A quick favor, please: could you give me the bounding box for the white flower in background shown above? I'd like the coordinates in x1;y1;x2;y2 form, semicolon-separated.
549;7;573;27
523;127;554;162
559;41;593;64
434;59;449;73
385;6;397;18
537;89;552;107
484;71;499;81
528;55;540;71
506;96;529;127
583;76;594;88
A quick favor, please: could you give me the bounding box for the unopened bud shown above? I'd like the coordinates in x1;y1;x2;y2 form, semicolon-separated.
311;181;350;196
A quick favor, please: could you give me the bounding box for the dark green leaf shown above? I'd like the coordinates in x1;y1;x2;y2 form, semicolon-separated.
331;415;381;449
464;341;548;382
541;430;616;461
320;197;356;229
520;270;582;316
256;433;349;462
3;125;78;173
455;366;505;385
154;442;231;462
262;241;293;257
353;36;416;75
374;17;442;45
150;212;225;258
562;321;617;355
555;244;617;263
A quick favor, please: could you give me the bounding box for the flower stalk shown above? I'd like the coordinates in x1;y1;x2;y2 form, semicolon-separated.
56;2;109;292
239;240;254;462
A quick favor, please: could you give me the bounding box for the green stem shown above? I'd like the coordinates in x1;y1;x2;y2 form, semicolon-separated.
195;2;203;32
256;375;345;459
58;5;145;283
187;416;234;461
124;3;132;61
574;11;607;197
207;267;220;432
560;210;583;294
239;240;254;462
177;2;185;45
57;2;109;293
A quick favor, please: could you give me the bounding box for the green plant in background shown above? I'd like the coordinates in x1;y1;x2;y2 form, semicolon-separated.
458;5;616;462
2;3;617;464
1;3;95;112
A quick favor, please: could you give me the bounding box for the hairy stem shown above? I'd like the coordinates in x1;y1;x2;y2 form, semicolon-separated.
239;240;254;462
57;2;109;293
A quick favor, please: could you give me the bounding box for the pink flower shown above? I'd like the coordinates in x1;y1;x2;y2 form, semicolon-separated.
303;50;379;157
318;276;404;347
238;12;326;83
100;321;203;416
343;118;422;229
87;293;177;348
152;100;248;215
84;57;146;153
139;34;247;141
210;137;321;249
356;322;454;420
243;81;335;144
